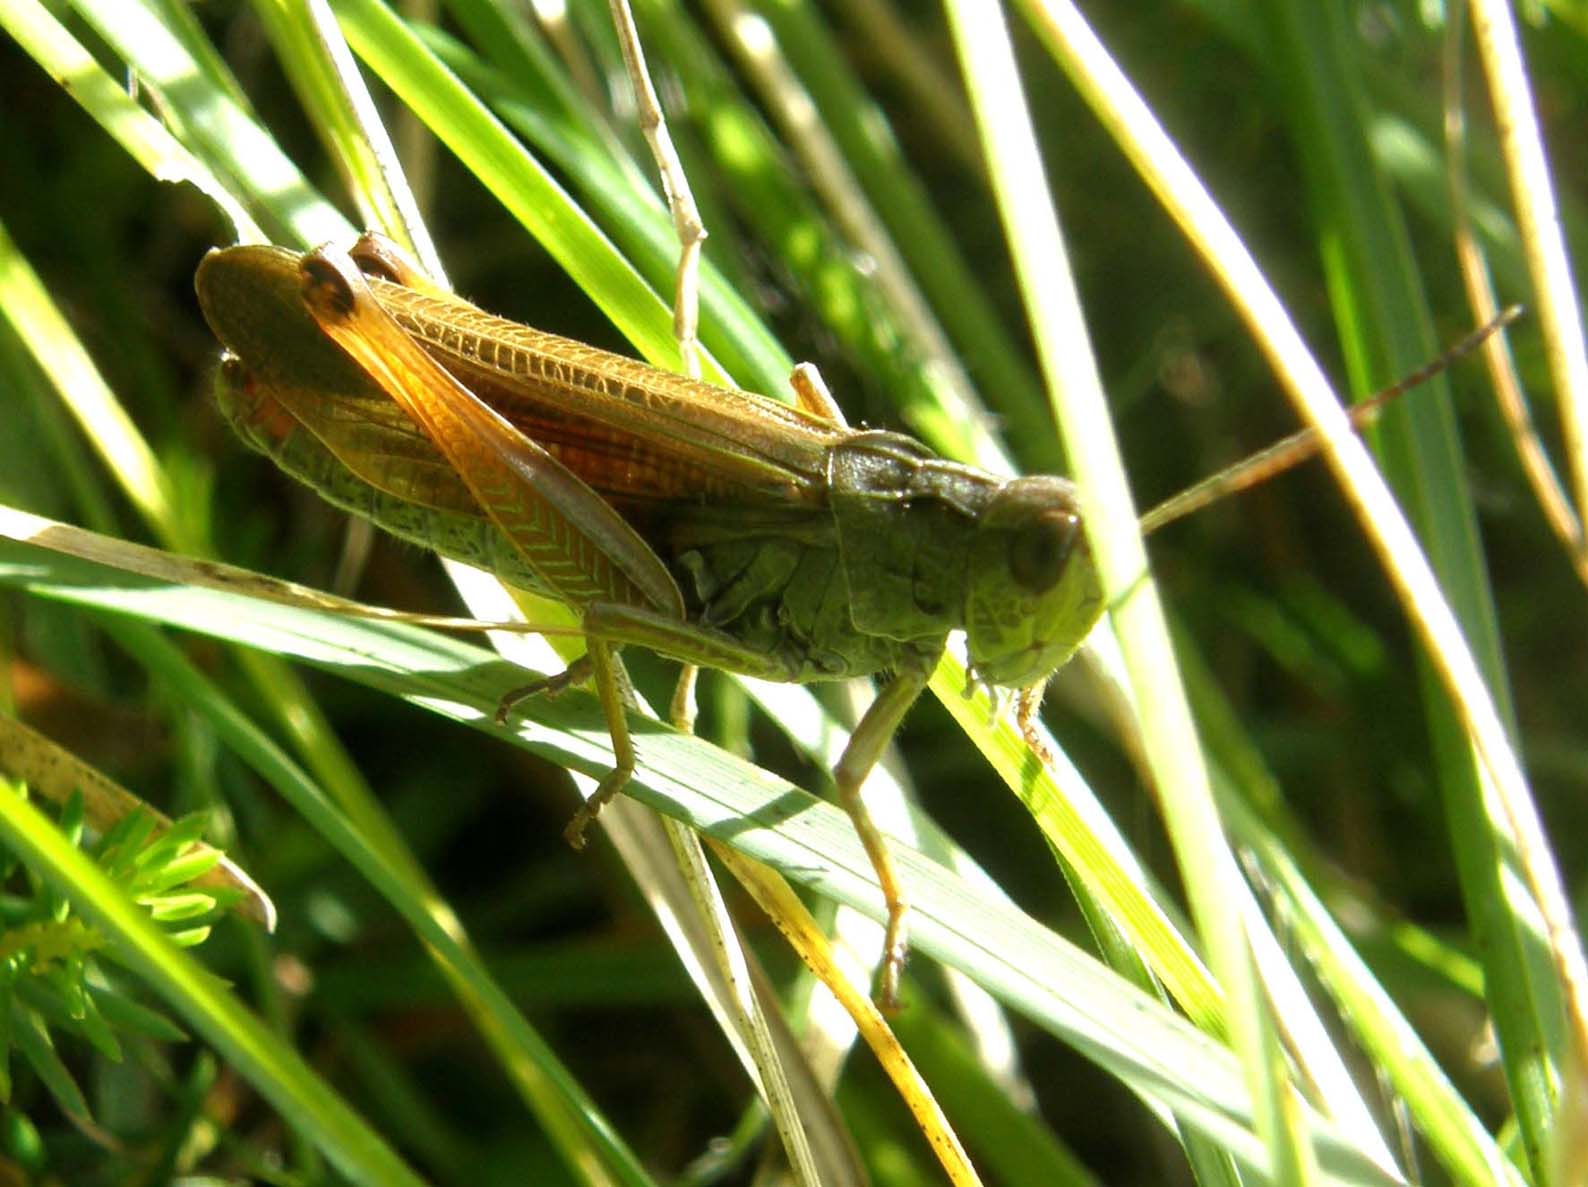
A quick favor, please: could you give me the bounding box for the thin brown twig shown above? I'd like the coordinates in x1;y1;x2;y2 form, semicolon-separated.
1140;308;1521;535
608;0;707;380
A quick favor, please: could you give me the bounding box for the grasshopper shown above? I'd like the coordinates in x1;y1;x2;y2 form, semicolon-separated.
196;234;1102;1005
196;233;1509;1006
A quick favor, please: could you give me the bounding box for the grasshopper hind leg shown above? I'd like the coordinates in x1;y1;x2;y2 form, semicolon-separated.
506;601;930;1010
669;664;700;733
560;641;636;849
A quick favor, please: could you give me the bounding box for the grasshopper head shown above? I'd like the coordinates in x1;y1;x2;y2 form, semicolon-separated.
963;476;1103;689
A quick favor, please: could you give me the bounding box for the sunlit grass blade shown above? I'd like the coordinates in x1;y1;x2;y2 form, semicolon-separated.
0;513;1409;1181
249;0;441;274
1255;2;1569;1174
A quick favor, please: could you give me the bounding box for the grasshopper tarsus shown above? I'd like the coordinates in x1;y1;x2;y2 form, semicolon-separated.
560;737;630;850
493;683;539;726
563;809;595;851
494;656;594;725
1016;683;1057;769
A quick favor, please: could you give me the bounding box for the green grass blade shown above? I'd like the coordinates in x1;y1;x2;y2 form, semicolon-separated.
0;514;1408;1183
945;4;1314;1181
1254;3;1563;1172
0;780;428;1187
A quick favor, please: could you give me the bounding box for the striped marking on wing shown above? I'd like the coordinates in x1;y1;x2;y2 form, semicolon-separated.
300;248;685;618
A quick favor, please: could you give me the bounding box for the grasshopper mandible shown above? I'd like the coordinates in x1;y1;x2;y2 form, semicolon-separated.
195;234;1104;1006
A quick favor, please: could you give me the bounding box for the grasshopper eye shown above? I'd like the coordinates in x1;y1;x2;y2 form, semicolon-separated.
1009;509;1080;593
964;476;1101;689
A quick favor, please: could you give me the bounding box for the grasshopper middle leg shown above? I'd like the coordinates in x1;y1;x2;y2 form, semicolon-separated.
577;602;929;1009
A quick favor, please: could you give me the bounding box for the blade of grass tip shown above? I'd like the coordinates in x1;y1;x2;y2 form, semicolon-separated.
251;0;443;277
0;716;275;931
941;3;1313;1183
0;788;428;1187
0;0;262;242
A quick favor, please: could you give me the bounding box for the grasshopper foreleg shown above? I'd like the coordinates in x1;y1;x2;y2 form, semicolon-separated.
833;668;930;1013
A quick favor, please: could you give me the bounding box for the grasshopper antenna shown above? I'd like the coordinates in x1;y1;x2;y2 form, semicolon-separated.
1139;305;1523;535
